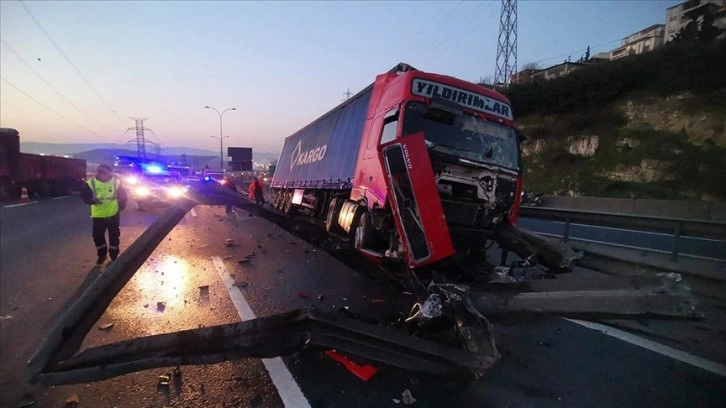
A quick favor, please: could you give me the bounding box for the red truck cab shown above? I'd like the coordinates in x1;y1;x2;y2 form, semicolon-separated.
350;67;523;267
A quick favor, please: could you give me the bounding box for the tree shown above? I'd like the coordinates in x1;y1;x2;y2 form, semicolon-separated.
672;7;722;42
521;62;541;71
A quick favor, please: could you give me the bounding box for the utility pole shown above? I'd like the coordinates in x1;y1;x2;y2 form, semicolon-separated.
128;118;152;160
494;0;517;88
342;88;353;101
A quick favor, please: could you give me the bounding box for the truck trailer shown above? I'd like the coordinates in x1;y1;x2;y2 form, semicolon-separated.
271;64;523;269
0;128;87;201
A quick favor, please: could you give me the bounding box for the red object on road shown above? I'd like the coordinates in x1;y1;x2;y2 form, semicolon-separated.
297;292;310;299
20;186;29;203
325;349;380;381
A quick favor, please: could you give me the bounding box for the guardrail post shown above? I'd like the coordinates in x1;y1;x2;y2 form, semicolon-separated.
671;221;682;263
563;215;572;243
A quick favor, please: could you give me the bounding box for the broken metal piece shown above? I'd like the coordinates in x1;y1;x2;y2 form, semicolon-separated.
471;275;704;320
33;309;495;386
494;225;578;272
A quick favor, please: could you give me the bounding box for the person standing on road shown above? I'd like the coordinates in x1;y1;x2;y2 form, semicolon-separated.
248;176;265;206
223;176;238;214
80;164;128;266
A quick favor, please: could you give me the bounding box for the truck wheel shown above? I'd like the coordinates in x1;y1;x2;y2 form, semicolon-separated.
354;212;378;250
325;197;344;234
283;194;295;215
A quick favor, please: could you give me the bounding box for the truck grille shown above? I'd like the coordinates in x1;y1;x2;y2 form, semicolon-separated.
441;199;479;226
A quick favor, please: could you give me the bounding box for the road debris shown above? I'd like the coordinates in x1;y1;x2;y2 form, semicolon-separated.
1;315;13;320
297;292;310;299
393;398;401;404
98;323;114;331
225;239;236;247
234;280;249;288
157;302;166;312
372;299;384;304
65;393;80;404
199;286;210;297
173;366;181;378
158;374;170;387
318;294;324;302
402;389;416;405
221;255;233;260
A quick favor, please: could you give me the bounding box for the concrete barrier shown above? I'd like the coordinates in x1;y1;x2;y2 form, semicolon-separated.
540;196;726;221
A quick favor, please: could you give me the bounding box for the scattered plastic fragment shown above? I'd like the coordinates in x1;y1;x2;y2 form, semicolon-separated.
222;255;233;260
318;294;324;302
0;315;13;321
402;389;416;405
158;374;170;386
238;259;251;265
98;323;114;331
325;350;380;381
64;393;80;405
393;398;401;404
297;292;310;299
402;291;413;296
225;239;236;247
234;281;248;288
157;302;166;312
372;299;384;304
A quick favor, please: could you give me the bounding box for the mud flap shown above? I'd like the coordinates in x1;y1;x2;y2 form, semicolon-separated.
378;132;455;267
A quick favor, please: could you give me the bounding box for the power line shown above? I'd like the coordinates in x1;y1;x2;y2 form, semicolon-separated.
411;2;490;64
1;76;114;141
397;1;466;63
18;0;127;126
422;3;499;66
1;38;118;132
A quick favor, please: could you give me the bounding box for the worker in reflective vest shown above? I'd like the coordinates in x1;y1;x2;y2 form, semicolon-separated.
80;164;128;266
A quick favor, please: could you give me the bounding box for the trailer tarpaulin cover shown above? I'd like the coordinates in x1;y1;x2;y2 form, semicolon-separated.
272;88;372;189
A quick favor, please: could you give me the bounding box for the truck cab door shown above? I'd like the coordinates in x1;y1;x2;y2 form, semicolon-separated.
378;132;455;268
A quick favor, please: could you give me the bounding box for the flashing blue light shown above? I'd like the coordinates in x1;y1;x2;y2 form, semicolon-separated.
203;176;212;182
145;164;163;174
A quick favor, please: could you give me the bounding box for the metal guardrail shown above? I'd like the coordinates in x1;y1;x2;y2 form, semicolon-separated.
518;206;726;262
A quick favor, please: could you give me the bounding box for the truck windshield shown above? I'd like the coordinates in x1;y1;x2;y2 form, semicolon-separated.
402;101;520;170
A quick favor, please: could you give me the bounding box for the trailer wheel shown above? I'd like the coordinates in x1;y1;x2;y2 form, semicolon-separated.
283;193;295;215
325;197;344;234
354;212;378;250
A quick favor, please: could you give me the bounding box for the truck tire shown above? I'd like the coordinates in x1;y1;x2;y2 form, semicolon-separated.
325;197;344;234
354;212;378;250
283;193;295;215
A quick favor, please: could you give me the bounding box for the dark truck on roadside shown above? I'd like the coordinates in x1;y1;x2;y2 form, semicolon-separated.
0;128;86;202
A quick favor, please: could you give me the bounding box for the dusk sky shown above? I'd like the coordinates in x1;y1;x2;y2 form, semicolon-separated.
1;0;681;154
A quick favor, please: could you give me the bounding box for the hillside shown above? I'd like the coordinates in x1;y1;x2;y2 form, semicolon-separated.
505;39;726;201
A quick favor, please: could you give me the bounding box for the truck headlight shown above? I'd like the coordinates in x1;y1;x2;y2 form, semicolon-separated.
135;186;150;196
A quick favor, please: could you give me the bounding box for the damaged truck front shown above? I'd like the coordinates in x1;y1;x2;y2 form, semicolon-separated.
272;63;523;270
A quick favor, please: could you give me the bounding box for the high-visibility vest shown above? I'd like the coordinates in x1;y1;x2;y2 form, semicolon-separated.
88;177;120;218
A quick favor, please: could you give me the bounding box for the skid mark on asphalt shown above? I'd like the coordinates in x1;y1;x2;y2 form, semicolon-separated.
566;318;726;376
211;256;311;408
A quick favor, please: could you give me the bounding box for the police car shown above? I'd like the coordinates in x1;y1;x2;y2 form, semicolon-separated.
132;168;187;210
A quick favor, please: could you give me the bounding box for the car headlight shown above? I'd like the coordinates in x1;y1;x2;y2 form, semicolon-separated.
135;186;150;196
126;176;138;185
167;186;184;198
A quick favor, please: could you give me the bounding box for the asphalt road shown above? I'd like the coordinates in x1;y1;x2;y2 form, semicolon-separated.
1;195;725;407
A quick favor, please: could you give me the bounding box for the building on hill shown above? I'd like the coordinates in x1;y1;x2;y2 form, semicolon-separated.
610;24;665;60
665;0;726;41
529;62;588;82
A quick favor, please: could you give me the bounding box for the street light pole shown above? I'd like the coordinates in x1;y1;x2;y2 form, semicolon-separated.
205;105;236;171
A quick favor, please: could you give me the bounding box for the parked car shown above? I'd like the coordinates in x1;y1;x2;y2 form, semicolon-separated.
133;170;186;210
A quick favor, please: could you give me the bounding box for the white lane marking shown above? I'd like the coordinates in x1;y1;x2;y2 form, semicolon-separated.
2;202;38;208
565;318;726;377
211;256;311;408
189;208;198;218
52;195;71;200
